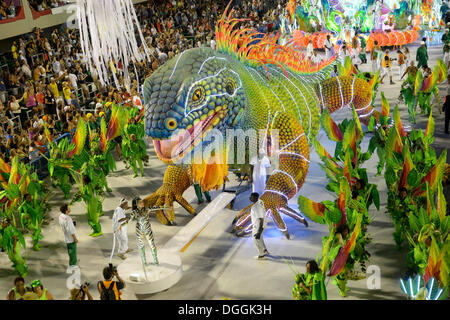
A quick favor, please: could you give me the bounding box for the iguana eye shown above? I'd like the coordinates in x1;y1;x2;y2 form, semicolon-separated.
192;88;204;103
225;79;236;95
165;118;178;131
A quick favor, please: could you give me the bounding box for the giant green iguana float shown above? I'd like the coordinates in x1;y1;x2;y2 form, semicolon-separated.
142;5;379;238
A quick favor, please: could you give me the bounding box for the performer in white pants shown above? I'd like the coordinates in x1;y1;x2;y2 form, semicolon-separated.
250;193;269;259
112;198;133;259
397;49;407;81
324;35;332;60
306;40;314;60
250;148;271;196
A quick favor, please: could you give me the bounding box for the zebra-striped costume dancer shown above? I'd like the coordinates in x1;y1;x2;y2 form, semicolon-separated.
131;198;159;273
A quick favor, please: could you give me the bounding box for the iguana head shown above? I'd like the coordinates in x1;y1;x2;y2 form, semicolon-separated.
143;47;246;163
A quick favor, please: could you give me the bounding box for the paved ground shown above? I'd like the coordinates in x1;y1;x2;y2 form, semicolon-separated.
0;42;448;300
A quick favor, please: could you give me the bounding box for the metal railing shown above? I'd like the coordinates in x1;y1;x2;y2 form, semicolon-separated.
21;131;71;179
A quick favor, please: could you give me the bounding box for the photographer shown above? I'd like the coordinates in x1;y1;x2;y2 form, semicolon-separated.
69;283;93;300
97;265;126;300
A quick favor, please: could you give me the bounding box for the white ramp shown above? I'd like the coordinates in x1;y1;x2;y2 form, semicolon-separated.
162;192;236;253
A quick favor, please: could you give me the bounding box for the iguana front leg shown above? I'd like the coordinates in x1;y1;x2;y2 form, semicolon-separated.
233;112;309;238
143;165;195;225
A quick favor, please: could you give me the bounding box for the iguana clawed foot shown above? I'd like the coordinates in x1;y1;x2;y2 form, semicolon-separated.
143;183;195;225
232;192;307;238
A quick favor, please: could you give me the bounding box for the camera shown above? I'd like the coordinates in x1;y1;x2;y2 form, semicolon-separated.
79;282;90;294
109;263;117;274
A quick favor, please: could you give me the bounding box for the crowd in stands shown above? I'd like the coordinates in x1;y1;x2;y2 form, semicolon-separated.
0;0;71;20
0;0;20;20
0;0;287;171
0;23;148;167
28;0;68;12
135;0;286;61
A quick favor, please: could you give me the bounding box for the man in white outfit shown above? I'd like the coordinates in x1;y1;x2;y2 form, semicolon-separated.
113;199;133;260
324;35;332;60
59;204;78;267
311;51;323;67
306;40;314;60
250;193;269;259
250;148;271;196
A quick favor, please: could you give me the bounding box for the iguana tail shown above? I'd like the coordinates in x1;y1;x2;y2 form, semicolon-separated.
316;76;380;125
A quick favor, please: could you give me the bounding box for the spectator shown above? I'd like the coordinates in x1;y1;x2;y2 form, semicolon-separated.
22;286;38;300
62;81;72;105
0;2;7;19
7;276;26;300
7;2;16;18
8;93;21;116
30;279;54;300
21;62;32;80
98;265;126;300
11;40;18;60
44;87;56;115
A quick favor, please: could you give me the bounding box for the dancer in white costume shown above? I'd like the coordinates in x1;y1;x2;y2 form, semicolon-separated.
250;192;269;259
112;199;133;259
250;148;271;196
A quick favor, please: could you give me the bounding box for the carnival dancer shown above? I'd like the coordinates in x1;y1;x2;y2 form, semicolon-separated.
1;218;28;277
306;40;314;60
403;46;410;64
371;40;382;74
19;194;43;251
58;204;78;267
298;260;327;300
79;174;103;237
311;51;323;69
416;41;428;69
324;34;333;60
131;197;159;270
380;49;396;85
122;107;148;177
112;198;133;260
250;192;269;259
397;49;407;81
250;148;271;196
